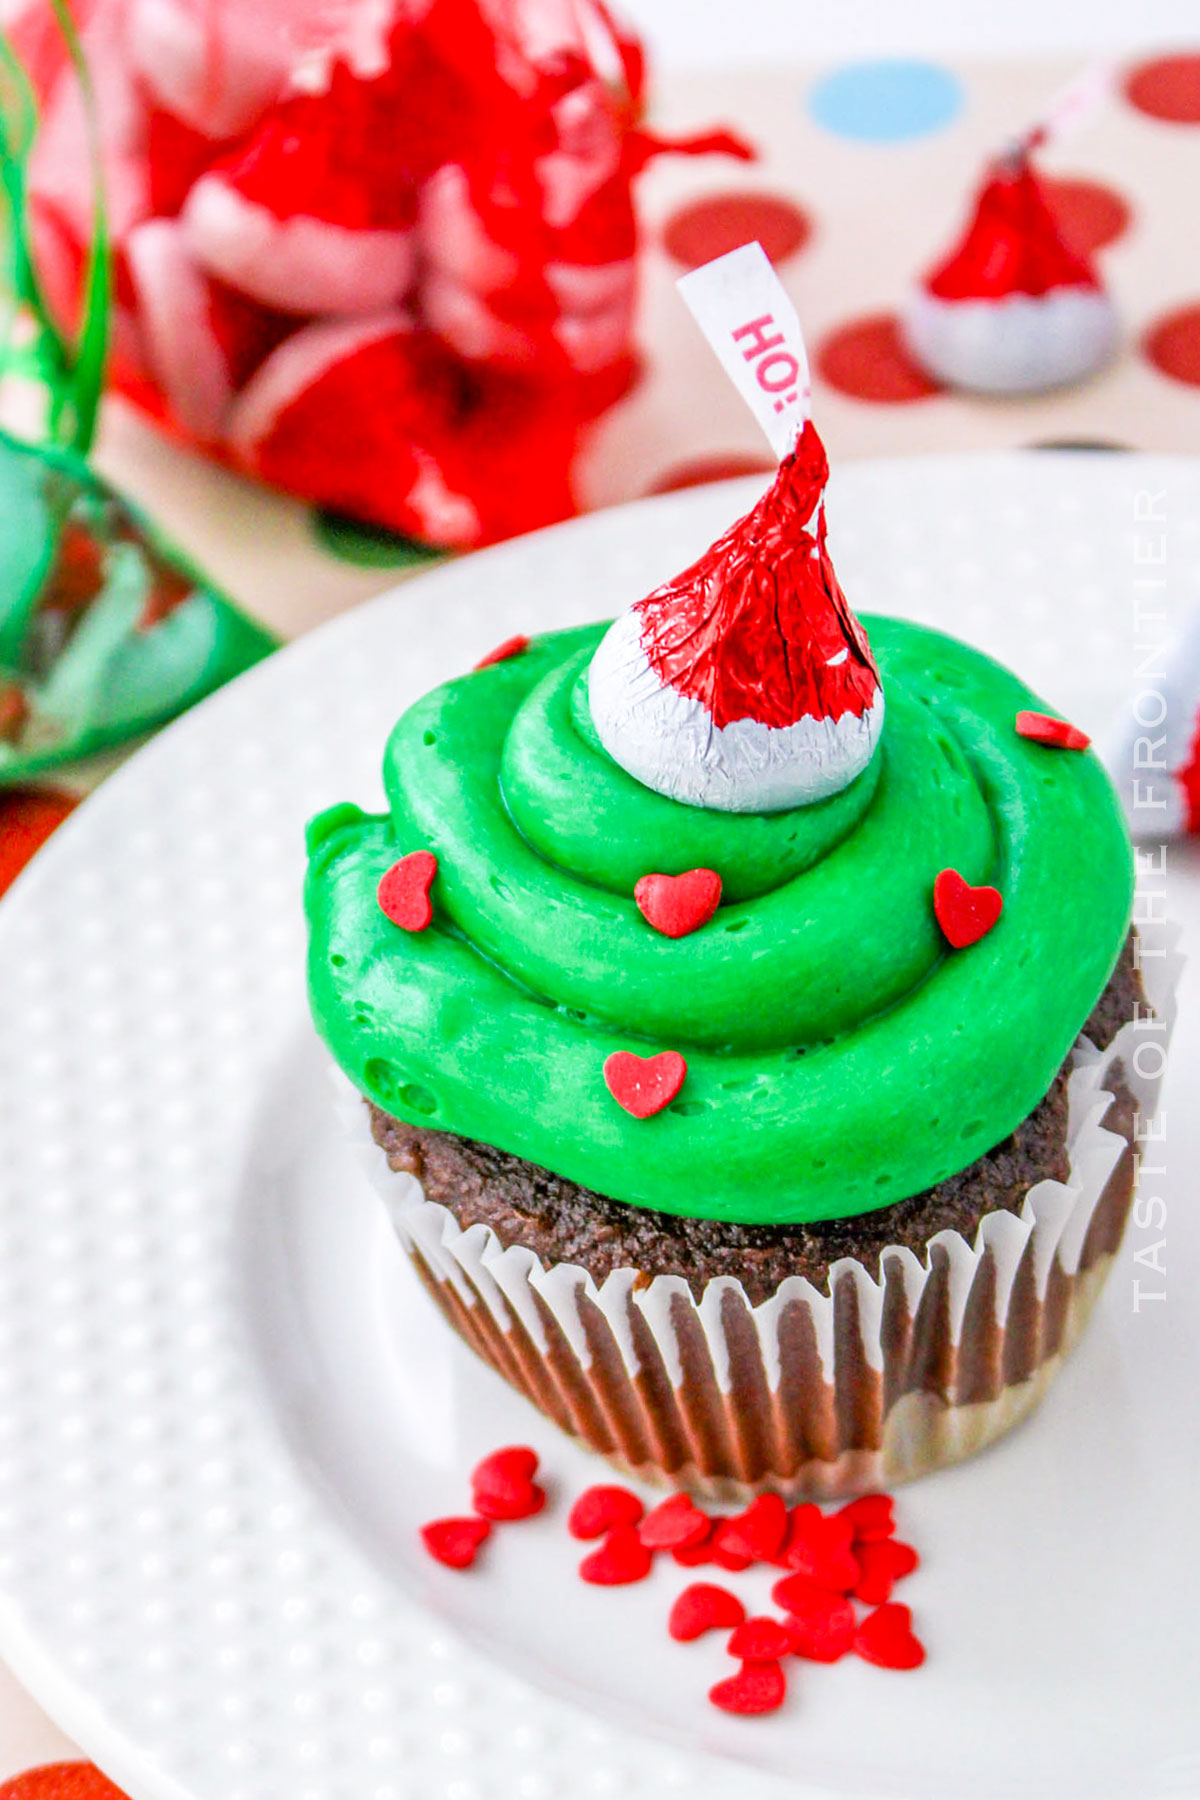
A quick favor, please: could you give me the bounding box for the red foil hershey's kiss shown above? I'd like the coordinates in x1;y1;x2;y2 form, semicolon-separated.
637;422;879;730
587;420;884;813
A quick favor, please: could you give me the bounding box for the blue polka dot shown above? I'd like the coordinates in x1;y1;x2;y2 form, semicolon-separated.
809;60;964;143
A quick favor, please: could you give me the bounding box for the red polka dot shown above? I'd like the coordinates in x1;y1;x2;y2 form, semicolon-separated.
816;314;941;404
662;193;812;270
0;786;77;897
1143;303;1200;387
1125;54;1200;123
0;1768;128;1800
648;453;775;495
1042;177;1132;256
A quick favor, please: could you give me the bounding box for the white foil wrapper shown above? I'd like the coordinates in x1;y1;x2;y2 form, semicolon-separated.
333;918;1180;1501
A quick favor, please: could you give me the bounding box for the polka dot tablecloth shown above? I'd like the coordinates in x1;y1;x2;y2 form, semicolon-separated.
1;45;1200;1800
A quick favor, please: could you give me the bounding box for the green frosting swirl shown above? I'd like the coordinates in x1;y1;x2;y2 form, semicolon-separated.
305;617;1133;1225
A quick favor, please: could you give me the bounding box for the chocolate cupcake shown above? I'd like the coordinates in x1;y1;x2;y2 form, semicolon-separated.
305;410;1168;1500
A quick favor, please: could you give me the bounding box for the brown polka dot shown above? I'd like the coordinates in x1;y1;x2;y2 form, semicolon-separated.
816;314;941;403
648;453;776;495
1124;54;1200;123
1143;303;1200;387
662;193;812;270
1042;177;1132;256
0;1768;128;1800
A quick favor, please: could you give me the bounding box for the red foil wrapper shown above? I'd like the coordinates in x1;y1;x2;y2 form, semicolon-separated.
13;0;750;547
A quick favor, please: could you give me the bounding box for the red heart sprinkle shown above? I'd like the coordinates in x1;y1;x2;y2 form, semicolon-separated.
709;1533;753;1572
933;868;1003;950
568;1485;645;1540
854;1602;926;1671
474;634;530;670
709;1660;787;1715
667;1582;746;1642
854;1539;920;1605
377;850;438;932
673;1535;718;1567
837;1493;896;1543
603;1050;687;1119
579;1524;654;1586
420;1516;491;1570
783;1506;860;1593
640;1492;711;1550
713;1493;788;1565
727;1617;795;1662
470;1445;545;1521
772;1576;856;1663
1015;709;1090;751
634;868;723;939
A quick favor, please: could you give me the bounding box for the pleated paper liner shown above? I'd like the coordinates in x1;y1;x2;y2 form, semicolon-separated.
336;918;1179;1502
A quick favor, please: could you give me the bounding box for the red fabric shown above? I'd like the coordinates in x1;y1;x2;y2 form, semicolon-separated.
636;421;880;730
926;154;1100;300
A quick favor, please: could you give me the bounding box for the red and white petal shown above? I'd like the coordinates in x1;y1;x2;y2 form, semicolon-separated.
421;272;539;364
226;311;411;464
546;260;635;372
554;298;632;372
125;219;234;442
406;446;481;546
544;259;633;315
227;314;484;545
536;82;623;229
27;9;149;245
183;172;415;315
901;286;1118;394
289;0;421;94
128;0;293;138
588;606;885;812
419;164;520;293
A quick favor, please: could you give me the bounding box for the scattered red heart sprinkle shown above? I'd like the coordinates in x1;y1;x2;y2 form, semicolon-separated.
377;849;438;932
772;1576;857;1663
854;1539;920;1605
668;1582;746;1642
471;1444;537;1488
783;1506;860;1593
579;1523;655;1585
433;1456;925;1715
932;867;1003;950
713;1493;788;1565
673;1534;718;1567
708;1526;753;1571
1015;709;1090;751
634;868;723;939
474;633;530;669
641;1491;711;1550
603;1049;688;1118
568;1484;645;1540
470;1445;545;1521
709;1659;787;1715
854;1602;926;1671
837;1493;896;1543
727;1616;795;1662
420;1515;491;1570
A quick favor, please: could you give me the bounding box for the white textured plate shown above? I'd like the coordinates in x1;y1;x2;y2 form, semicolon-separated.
1;453;1199;1800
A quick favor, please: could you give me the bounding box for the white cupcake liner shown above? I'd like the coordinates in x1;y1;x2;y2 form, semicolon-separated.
334;919;1180;1500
